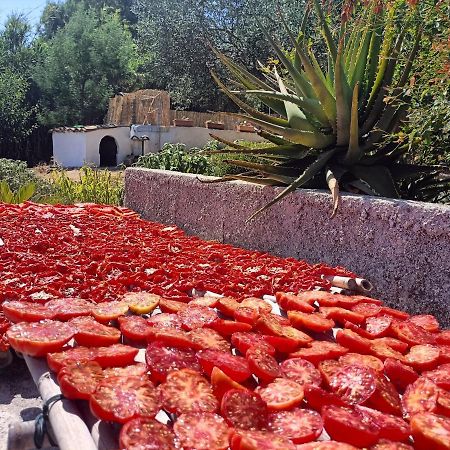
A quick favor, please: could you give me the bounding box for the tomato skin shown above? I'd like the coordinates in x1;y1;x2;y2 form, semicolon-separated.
275;292;315;313
290;341;349;365
58;361;103;400
402;377;439;417
94;344;139;368
246;347;281;383
118;315;152;342
322;404;380;448
231;332;275;356
288;311;335;332
197;349;252;382
70;316;121;347
3;301;55;323
410;412;450;450
211;367;248;402
436;331;450;345
256;378;304;411
209;319;253;336
383;357;419;392
336;328;372;354
303;384;346;412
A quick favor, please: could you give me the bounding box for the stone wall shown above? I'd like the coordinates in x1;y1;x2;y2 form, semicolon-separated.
125;168;450;324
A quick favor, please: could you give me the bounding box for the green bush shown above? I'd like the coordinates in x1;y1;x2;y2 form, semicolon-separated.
0;158;54;201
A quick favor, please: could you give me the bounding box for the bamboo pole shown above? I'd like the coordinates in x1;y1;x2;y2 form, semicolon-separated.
354;277;374;294
322;275;358;291
24;355;97;450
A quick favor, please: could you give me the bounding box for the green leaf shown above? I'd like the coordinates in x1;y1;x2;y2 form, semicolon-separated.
224;159;299;180
335;38;351;146
257;129;292;145
16;182;36;203
343;83;362;164
0;181;14;203
311;0;337;62
208;134;247;149
350;29;372;88
247;148;336;220
208;144;310;159
350;165;399;198
397;26;422;88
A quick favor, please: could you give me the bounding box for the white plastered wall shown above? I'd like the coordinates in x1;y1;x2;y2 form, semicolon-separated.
52;132;88;167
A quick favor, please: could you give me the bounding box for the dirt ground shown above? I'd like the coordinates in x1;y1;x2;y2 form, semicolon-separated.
32;165;124;183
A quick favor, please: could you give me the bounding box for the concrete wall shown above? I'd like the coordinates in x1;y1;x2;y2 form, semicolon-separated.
53;132;87;167
84;127;131;165
124;168;450;325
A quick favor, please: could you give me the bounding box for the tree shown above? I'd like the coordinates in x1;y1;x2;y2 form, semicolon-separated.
34;6;138;126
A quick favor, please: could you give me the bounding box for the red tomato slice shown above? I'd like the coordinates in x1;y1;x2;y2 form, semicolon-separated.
90;376;160;423
231;332;275;356
405;344;441;371
438;345;450;364
189;328;230;352
423;364;450;390
365;316;393;338
145;341;200;383
91;301;129;324
47;346;97;372
234;307;260;326
189;296;218;308
303;384;346;411
268;408;323;444
159;298;187;313
119;418;178;450
351;302;382;318
103;363;148;378
378;307;410;321
319;359;343;386
246;347;281;383
240;297;272;313
288;311;335;332
153;328;196;349
336;328;372;353
7;320;75;357
366;374;401;416
70;316;121;347
436;331;450;345
275;292;315;313
118;315;153;341
233;430;296;450
280;357;322;386
402;377;440;417
371;440;414;450
255;377;304;411
179;305;217;330
121;291;160;314
356;405;410;442
211;367;247;402
3;301;55;323
322;404;380;448
209;319;253;336
174;412;231;450
383;357;419;392
94;344;138;368
373;337;409;353
221;389;268;430
264;335;301;353
329;365;377;405
290;341;349;365
296;442;358;450
45;298;93;321
339;353;384;372
370;341;407;362
408;314;440;333
319;306;365;325
296;291;339;306
147;312;182;330
197;349;251;382
159;368;218;414
58;361;103;400
216;297;240;317
391;321;436;345
410;412;450;450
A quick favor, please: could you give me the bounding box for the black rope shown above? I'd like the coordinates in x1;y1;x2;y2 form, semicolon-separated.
34;394;64;449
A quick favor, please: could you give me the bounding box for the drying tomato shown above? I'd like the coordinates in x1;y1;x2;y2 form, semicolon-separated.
391;321;435;346
211;367;247;402
436;331;450;345
339;353;384;372
189;296;218;308
319;307;365;325
290;341;349;365
118;315;153;342
7;320;75;357
153;328;196;349
321;404;379;448
234;307;260;326
296;442;358;450
197;349;252;382
268;408;323;444
47;346;97;372
318;359;343;386
423;364;450;390
378;307;410;321
275;292;315;313
90;376;160;423
383;357;418;392
280;357;322;386
91;301;129;324
94;344;138;368
189;328;230;352
221;389;268;430
246;347;281;383
209;319;253;336
147;312;181;330
402;377;439;417
159;368;218;414
296;291;339;306
366;373;401;416
45;298;93;321
371;441;414;450
174;413;231;450
232;430;296;450
405;344;441;371
58;361;103;400
2;301;55;323
365;316;393;338
121;291;160;314
374;337;408;353
103;363;148;379
256;377;304;411
351;302;382;318
179;305;217;330
159;298;187;313
216;297;240;317
303;384;346;411
370;342;406;362
264;335;301;353
119;418;178;450
231;332;275;356
336;328;372;353
288;311;335;333
329;365;377;405
408;314;440;333
410;412;450;450
70;316;121;347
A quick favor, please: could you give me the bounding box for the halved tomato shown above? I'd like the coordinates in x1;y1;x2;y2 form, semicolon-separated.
58;361;103;400
268;408;323;444
179;305;217;330
303;384;346;411
366;374;401;416
319;307;365;325
147;312;181;330
264;335;301;353
296;441;358;450
370;342;407;362
7;320;75;357
405;344;441;372
234;307;260;326
408;315;440;333
231;332;275;356
211;367;248;402
280;358;322;386
240;297;272;313
246;347;281;383
423;364;450;390
159;368;218;414
391;321;436;346
436;331;450;345
189;328;230;352
91;301;129;324
90;376;160;423
145;341;200;383
158;298;187;314
288;311;335;333
339;353;384;372
290;341;349;365
209;319;252;336
174;413;231;450
118;315;153;342
94;343;138;368
336;329;372;354
47;346;97;372
153;328;195;349
321;404;379;448
103;363;148;378
189;296;218;308
120;418;178;450
255;377;304;411
45;298;93;321
402;377;440;417
275;292;315;313
351;302;382;318
365;316;392;338
121;291;160;314
216;297;240;317
3;301;55;323
318;359;343;386
221;389;267;430
410;412;450;450
232;430;296;450
378;307;410;321
197;349;251;382
383;357;419;392
296;291;339;306
373;337;408;353
70;316;121;347
370;440;414;450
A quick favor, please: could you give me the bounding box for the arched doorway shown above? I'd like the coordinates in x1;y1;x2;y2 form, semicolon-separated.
99;136;117;166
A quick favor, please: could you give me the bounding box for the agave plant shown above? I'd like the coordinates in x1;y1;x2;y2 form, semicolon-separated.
210;0;449;218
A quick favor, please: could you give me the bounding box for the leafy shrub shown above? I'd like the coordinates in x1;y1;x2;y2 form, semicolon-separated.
51;166;124;205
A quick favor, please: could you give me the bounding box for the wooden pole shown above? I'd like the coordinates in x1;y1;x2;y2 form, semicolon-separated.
24;355;97;450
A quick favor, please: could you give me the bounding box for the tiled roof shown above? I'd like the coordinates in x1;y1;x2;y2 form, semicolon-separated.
51;124;125;133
